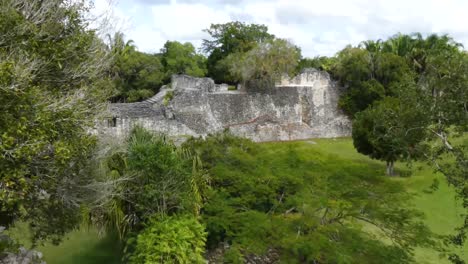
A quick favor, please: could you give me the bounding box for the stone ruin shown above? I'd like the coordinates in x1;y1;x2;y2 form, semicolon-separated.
98;68;351;142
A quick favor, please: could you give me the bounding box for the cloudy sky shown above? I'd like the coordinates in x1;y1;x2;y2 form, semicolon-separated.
93;0;468;57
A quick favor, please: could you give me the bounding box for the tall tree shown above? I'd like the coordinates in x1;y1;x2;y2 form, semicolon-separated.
344;34;467;261
223;38;301;90
360;39;383;54
334;46;413;116
383;33;462;76
108;32;136;60
108;32;165;102
0;0;112;244
418;47;468;261
202;22;275;83
115;50;164;102
161;41;207;79
352;94;429;176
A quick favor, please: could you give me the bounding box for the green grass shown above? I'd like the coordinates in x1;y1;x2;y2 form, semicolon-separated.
8;223;122;264
295;138;468;263
39;229;122;264
7;137;466;263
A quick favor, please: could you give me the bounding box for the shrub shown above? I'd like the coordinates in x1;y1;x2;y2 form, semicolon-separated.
127;214;207;264
183;133;434;263
90;126;209;239
127;89;155;102
163;90;174;106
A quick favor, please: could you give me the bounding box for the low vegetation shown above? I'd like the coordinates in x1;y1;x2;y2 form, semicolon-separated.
13;136;466;263
184;133;436;263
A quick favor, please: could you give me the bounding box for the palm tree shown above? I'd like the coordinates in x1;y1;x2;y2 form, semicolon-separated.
359;40;383;79
411;34;462;75
359;39;383;53
382;33;415;57
107;32;135;58
106;32;136;82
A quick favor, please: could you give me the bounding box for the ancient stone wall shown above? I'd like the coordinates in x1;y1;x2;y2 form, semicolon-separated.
98;69;351;142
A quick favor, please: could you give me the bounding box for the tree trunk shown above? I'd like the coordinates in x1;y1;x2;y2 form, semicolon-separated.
386;161;395;176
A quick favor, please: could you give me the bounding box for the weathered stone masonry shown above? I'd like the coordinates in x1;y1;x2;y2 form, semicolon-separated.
99;69;351;142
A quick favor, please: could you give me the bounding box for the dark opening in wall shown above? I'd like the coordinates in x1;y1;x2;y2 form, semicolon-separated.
108;117;117;127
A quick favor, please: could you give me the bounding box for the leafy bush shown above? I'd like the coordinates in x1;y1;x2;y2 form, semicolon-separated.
183;133;435;263
0;0;112;244
297;56;337;73
161;41;207;79
90;126;210;239
108;34;165;103
223;245;243;264
127;89;154;102
126;127;197;217
163;90;174;106
223;39;300;89
127;215;206;264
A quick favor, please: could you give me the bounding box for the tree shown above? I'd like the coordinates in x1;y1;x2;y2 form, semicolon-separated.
382;34;416;57
352;95;429;176
202;22;275;83
297;56;337;73
334;46;413;116
87;127;210;262
108;32;136;61
0;0;112;244
338;79;386;116
183;132;434;263
161;41;207;79
333;46;373;87
89;127;209;239
375;52;413;89
416;47;468;261
341;33;467;262
360;39;383;54
116;51;164;102
108;32;165;102
223;38;301;90
382;33;462;76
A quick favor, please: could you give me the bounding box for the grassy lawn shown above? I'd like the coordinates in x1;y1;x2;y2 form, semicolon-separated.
8;223;122;264
38;229;122;264
300;138;468;263
7;137;466;263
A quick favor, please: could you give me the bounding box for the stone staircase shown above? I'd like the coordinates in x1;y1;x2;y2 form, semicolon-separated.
143;88;173;105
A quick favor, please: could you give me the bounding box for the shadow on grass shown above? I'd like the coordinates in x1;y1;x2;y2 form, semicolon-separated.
65;233;122;264
40;230;122;264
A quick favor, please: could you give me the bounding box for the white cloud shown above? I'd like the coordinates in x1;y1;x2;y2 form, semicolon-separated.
94;0;468;56
89;0;132;38
150;3;229;40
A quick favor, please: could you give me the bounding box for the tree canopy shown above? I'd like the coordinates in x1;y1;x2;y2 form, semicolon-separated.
182;133;435;263
202;22;275;83
108;32;165;102
333;33;468;261
0;0;112;244
161;41;207;79
108;37;209;102
352;95;429;175
333;46;414;116
223;38;301;89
